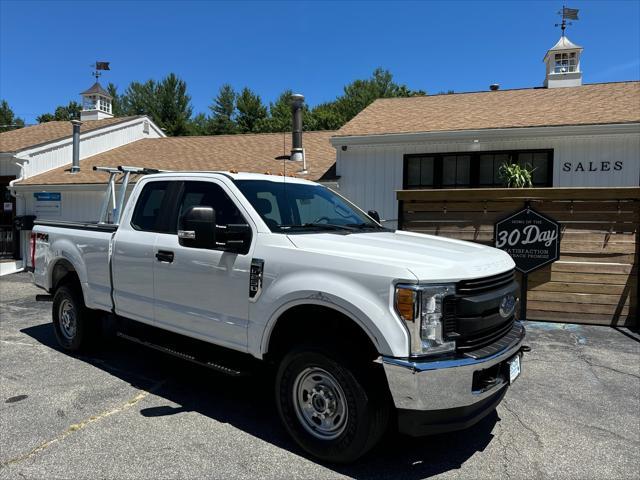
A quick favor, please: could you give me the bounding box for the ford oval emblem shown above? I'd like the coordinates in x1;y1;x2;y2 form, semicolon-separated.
499;295;516;319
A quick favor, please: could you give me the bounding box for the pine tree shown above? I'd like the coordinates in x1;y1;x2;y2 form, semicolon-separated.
0;100;25;132
235;88;267;133
209;84;237;134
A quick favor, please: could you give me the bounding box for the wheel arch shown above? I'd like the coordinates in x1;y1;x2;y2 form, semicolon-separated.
262;300;389;362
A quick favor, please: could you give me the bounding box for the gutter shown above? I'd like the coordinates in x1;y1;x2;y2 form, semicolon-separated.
330;122;640;147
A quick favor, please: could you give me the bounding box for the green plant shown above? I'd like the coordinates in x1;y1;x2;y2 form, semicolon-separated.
498;163;535;188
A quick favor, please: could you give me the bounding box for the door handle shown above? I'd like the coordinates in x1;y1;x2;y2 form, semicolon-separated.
155;250;174;263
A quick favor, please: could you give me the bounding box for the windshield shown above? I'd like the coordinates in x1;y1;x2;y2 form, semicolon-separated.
235;180;383;233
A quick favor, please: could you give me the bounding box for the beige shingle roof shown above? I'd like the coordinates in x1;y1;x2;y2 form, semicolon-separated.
336;82;640;137
0;116;140;153
20;130;338;185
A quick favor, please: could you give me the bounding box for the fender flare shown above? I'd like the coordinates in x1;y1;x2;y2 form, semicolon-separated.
259;294;393;357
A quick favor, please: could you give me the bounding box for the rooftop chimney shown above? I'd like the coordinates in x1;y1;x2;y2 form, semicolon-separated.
71;120;82;173
490;84;500;91
290;94;305;171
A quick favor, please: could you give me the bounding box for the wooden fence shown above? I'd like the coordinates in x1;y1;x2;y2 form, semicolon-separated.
397;187;639;327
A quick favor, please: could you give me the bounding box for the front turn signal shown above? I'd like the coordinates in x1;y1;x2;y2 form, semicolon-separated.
395;287;416;322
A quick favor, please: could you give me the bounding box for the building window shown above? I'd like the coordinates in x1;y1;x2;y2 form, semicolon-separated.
553;52;577;73
404;149;553;189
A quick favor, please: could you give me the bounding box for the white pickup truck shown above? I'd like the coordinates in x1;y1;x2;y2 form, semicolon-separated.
30;169;526;463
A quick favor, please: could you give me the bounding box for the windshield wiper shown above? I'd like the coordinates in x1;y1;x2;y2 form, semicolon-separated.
280;223;357;232
351;223;385;230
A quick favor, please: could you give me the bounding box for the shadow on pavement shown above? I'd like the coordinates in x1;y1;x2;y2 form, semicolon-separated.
22;321;498;479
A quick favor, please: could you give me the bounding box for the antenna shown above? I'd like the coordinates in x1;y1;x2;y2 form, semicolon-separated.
555;5;579;35
91;61;111;82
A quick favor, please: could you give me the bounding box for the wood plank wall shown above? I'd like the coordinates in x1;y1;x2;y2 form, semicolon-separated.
397;188;639;327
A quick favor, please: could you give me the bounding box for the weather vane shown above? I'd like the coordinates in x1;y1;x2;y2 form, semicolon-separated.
91;61;111;82
556;6;579;35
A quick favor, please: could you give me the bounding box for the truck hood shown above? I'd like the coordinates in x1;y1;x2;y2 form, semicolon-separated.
286;230;514;282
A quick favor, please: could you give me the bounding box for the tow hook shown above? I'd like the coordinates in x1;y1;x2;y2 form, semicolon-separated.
520;345;531;353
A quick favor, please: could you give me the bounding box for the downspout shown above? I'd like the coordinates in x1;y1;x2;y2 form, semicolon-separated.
8;158;30;272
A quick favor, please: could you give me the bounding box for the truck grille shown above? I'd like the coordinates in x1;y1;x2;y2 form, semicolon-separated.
456;269;515;295
444;269;518;359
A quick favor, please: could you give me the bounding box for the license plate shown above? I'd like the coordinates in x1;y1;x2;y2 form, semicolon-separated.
508;355;521;384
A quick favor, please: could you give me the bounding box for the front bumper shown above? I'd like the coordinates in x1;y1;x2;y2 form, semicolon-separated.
382;321;525;435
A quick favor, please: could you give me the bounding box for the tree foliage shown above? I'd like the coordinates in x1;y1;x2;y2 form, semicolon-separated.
0;100;25;132
36;101;82;123
208;84;237;135
235;88;267;133
10;68;425;136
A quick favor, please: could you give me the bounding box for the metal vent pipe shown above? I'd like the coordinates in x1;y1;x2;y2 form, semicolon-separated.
290;94;304;163
71;120;82;173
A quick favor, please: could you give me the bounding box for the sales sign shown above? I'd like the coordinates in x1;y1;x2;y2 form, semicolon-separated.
494;207;560;274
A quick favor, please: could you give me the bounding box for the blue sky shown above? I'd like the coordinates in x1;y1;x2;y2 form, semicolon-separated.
1;0;639;124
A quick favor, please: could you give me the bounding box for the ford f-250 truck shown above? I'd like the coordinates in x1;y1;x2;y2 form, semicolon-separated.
30;167;526;463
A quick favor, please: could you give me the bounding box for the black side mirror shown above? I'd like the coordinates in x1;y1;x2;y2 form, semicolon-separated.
179;206;216;249
367;210;381;224
219;223;252;255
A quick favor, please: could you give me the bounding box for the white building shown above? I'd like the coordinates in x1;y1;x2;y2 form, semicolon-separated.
332;35;640;228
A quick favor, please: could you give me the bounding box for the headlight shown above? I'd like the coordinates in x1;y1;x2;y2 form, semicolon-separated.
395;284;456;356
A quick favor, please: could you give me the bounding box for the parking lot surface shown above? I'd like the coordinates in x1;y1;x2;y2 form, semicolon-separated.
1;272;639;479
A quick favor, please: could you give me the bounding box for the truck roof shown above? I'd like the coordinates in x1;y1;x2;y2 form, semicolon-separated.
143;170;319;185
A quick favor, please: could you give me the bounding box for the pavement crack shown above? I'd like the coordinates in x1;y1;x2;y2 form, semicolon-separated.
501;400;543;448
0;379;166;468
581;359;640;379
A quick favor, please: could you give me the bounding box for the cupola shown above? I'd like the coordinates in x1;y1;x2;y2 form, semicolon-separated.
80;81;113;121
543;35;583;88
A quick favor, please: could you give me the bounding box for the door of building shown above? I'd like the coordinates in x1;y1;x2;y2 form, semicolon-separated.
0;177;17;259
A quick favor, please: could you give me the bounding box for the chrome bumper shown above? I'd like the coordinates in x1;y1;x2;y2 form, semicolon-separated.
382;322;525;411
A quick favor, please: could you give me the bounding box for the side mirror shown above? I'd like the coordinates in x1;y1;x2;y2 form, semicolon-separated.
219;223;252;255
367;210;381;224
179;206;216;249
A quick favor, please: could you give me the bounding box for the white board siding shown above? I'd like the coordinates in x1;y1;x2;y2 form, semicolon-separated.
17;118;162;180
337;133;640;230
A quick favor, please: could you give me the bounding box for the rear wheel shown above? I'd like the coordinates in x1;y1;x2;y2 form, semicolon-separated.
52;284;98;351
276;347;389;463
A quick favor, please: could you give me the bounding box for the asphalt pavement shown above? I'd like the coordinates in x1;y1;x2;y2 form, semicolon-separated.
1;272;639;479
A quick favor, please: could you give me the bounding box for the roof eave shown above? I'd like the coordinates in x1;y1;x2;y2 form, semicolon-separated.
331;122;640;147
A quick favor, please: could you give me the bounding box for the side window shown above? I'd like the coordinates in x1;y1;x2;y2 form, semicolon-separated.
131;181;170;232
177;181;245;228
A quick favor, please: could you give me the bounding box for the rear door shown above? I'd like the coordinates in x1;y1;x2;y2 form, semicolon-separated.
112;180;178;325
153;180;254;350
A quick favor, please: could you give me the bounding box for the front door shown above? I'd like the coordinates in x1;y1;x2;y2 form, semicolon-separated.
153;180;253;350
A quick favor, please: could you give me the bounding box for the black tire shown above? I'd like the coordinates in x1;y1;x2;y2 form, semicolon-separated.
52;284;99;351
275;346;390;463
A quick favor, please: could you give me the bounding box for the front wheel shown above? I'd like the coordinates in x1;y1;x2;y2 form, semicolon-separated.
275;347;389;463
52;284;98;351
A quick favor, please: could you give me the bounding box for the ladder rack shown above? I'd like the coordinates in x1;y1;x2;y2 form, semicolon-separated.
93;165;172;224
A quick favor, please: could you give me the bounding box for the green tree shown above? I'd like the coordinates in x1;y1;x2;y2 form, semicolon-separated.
333;68;425;124
208;84;237;134
306;102;343;131
36;101;82;123
121;80;157;116
120;74;193;136
0;100;25;132
188;113;211;136
154;73;193;136
106;83;124;116
236;87;267;133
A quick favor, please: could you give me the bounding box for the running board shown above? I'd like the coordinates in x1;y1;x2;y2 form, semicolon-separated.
116;331;248;377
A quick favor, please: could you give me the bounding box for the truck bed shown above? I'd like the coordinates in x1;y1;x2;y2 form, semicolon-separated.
32;221;116;312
